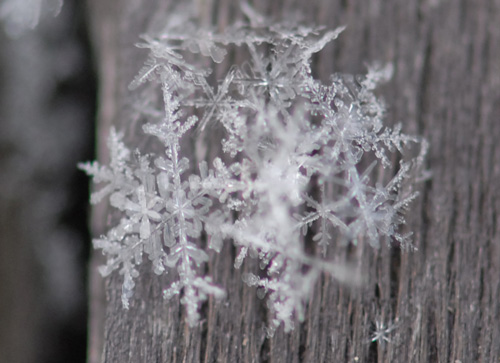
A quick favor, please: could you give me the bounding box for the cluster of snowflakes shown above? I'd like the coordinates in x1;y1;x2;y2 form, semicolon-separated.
80;2;426;335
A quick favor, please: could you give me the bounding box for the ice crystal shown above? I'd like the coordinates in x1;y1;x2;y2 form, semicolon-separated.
80;1;427;334
0;0;62;36
369;319;398;345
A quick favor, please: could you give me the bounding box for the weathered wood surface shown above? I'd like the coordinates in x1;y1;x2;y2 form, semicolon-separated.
87;0;500;362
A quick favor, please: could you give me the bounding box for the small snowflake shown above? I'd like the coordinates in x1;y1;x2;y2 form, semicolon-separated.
370;319;398;345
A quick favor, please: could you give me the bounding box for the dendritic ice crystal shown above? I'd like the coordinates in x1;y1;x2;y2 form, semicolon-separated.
80;2;427;335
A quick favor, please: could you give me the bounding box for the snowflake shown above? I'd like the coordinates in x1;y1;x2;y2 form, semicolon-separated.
0;0;62;36
80;1;427;333
370;319;398;345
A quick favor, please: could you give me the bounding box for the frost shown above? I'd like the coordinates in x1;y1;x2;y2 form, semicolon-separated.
81;2;427;333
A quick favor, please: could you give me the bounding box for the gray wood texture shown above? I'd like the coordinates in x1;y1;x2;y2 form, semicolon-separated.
87;0;500;361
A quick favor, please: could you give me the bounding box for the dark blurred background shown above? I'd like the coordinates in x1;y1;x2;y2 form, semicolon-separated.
0;1;94;362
